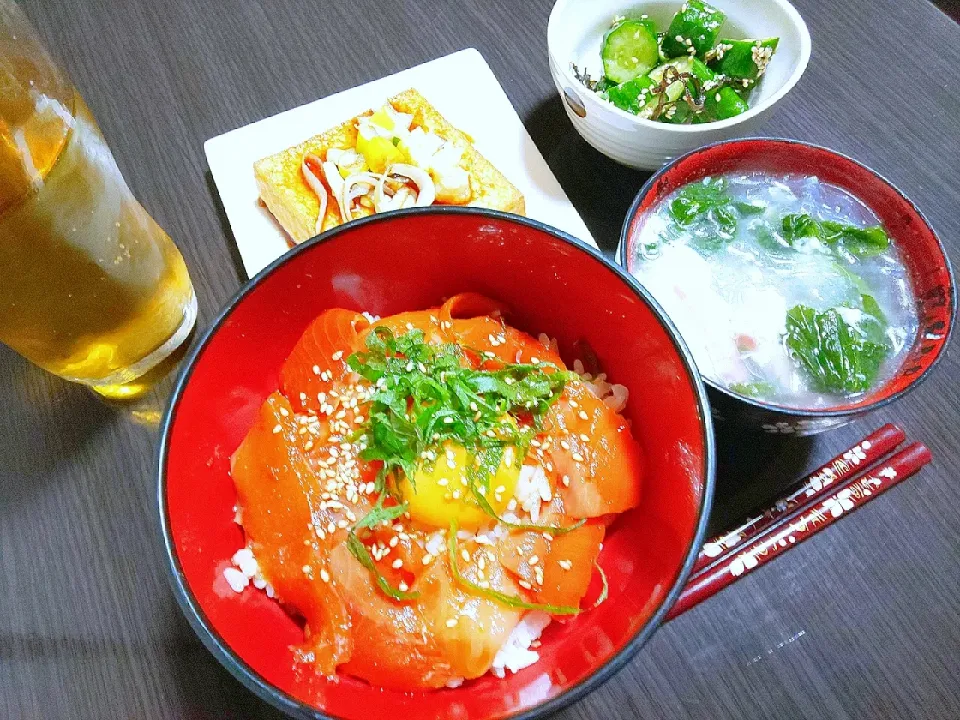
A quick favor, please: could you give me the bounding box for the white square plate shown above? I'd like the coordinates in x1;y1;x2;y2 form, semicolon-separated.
204;48;594;278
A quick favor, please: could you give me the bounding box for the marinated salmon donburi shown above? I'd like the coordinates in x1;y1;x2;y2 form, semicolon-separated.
227;293;644;689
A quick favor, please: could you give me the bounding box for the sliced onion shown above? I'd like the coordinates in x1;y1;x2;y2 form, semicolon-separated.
321;161;345;216
372;172;394;213
386;163;436;207
301;154;328;235
340;172;381;221
394;186;417;209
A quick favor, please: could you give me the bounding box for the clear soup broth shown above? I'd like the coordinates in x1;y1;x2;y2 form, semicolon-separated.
630;172;918;409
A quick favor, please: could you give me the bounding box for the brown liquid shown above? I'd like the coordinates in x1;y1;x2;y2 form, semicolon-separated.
0;93;195;396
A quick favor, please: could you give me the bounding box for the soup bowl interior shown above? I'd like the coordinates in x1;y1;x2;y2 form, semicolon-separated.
160;209;715;720
621;138;956;433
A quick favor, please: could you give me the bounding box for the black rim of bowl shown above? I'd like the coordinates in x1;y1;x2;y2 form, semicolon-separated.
158;206;717;720
618;136;958;419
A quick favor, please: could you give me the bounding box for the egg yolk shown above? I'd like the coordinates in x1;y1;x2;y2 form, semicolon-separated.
400;442;521;530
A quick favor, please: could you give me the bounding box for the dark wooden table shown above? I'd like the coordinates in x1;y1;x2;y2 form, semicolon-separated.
3;0;959;717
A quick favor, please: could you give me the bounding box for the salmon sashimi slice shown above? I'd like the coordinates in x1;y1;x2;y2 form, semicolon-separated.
335;539;522;688
545;381;643;518
280;309;370;413
497;518;605;610
362;309;446;346
231;392;360;672
534;523;605;608
439;293;566;368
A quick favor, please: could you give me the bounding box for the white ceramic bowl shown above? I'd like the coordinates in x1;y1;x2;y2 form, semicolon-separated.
547;0;811;169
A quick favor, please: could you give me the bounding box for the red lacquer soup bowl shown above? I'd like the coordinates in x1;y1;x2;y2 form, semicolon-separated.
159;208;716;720
621;138;956;436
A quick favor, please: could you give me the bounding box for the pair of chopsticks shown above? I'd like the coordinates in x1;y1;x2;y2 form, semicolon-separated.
667;424;931;620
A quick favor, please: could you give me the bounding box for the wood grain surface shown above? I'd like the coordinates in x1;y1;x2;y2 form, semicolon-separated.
2;0;958;718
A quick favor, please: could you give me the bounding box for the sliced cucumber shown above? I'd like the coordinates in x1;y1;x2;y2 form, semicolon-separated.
606;75;656;114
661;0;726;59
602;20;660;84
702;86;750;121
708;38;779;80
648;57;693;102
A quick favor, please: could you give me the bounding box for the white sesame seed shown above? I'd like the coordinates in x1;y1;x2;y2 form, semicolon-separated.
272;424;282;434
528;555;539;566
332;350;343;361
558;559;573;570
320;568;330;582
446;618;458;627
578;410;589;421
392;559;403;569
572;452;585;463
399;582;409;592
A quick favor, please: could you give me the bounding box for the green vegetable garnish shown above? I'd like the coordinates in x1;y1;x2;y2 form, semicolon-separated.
447;522;582;615
346;327;572;493
729;381;776;399
820;221;890;257
591;560;609;609
784;304;889;394
781;213;890;257
733;200;765;216
343;328;579;595
781;213;821;244
346;499;420;601
353;496;409;530
669;177;730;225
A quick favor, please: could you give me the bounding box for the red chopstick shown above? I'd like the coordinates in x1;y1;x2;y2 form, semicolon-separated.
667;441;932;620
691;424;906;575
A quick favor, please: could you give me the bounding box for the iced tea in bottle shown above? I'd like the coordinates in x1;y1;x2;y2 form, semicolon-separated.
0;1;196;399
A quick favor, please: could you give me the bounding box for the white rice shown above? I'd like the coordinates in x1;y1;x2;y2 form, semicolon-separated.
223;546;275;597
573;359;629;413
490;611;552;678
515;465;551;524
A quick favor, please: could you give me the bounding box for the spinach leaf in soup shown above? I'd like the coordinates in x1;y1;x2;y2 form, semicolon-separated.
820;222;889;257
669;177;730;226
668;178;760;253
781;213;890;257
755;223;793;253
784;305;889;394
781;213;821;245
729;380;776;399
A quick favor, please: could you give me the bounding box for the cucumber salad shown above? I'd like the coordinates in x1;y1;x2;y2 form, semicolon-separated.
573;1;779;124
